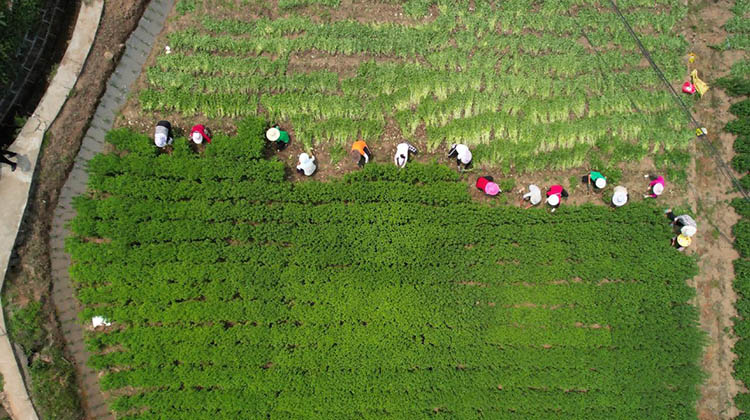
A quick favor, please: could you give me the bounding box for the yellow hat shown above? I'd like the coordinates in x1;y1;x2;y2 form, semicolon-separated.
677;234;691;247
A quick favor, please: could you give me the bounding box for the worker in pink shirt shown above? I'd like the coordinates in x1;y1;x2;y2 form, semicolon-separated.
644;174;665;199
546;184;568;212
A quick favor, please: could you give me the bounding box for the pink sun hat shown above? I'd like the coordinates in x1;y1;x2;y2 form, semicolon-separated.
485;182;500;196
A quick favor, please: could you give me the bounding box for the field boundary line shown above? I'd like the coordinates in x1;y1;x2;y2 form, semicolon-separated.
49;1;176;418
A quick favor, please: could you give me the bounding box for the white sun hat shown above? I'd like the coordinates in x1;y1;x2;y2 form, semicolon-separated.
192;132;203;144
681;225;697;237
652;183;664;195
299;152;310;163
266;127;280;142
547;194;560;206
612;189;628;207
595;177;606;189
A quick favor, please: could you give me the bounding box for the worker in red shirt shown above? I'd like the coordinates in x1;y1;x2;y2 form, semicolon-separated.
546;184;568;212
190;124;212;145
475;176;500;196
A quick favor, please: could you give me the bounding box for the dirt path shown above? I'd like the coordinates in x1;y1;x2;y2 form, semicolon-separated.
680;1;746;418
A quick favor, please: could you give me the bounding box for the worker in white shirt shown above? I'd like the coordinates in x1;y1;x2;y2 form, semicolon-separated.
394;142;418;168
520;184;542;208
296;153;316;176
154;120;174;148
448;143;472;171
611;186;628;208
664;209;697;237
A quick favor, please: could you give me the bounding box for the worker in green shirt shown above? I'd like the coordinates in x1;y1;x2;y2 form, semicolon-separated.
581;170;606;192
266;125;291;151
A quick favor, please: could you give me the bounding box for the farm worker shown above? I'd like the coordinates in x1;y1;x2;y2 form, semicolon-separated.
266;125;291;151
672;234;692;251
475;176;500;196
351;140;371;168
611;186;628;208
546;184;568;213
644;174;665;198
682;81;696;94
582;170;606;191
394;142;418;168
296;153;316;176
0;148;18;172
189;124;212;144
448;143;472;171
664;209;697;237
154;120;174;148
521;184;542;208
691;69;709;96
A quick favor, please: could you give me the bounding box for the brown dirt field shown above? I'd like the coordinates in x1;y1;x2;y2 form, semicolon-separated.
680;1;746;418
3;0;148;418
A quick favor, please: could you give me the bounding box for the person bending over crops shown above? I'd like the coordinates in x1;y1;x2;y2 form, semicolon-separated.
582;170;606;193
672;234;691;251
611;186;628;208
266;125;290;151
394;142;418;168
448;143;472;171
644;174;665;199
296;153;316;176
189;124;212;145
476;176;500;196
351;140;371;168
546;184;568;213
154;120;174;148
521;184;542;208
664;209;697;237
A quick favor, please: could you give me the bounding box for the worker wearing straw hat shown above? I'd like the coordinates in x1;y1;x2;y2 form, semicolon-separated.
672;234;691;251
611;186;628;208
266;125;291;151
664;209;698;237
351;140;371;168
476;176;500;196
582;170;606;193
644;174;665;199
546;184;568;213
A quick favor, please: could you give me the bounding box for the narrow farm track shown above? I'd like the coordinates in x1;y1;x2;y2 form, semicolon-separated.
49;1;175;418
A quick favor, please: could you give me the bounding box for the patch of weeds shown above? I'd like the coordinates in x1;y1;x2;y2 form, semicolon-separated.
499;178;515;193
29;347;81;420
330;144;346;165
6;301;45;355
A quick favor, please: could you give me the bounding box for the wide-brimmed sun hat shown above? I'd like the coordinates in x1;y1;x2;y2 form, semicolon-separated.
485;182;500;196
612;191;627;207
266;127;280;141
652;183;664;195
547;194;560;206
595;177;606;189
192;132;203;144
681;225;697;237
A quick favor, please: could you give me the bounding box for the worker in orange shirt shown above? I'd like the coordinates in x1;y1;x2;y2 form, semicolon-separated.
351;140;372;168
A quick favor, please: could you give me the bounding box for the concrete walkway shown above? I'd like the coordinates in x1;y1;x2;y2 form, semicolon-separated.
49;1;175;419
0;1;103;419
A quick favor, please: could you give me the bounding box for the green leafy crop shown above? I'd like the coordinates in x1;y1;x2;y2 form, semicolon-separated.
67;125;704;419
